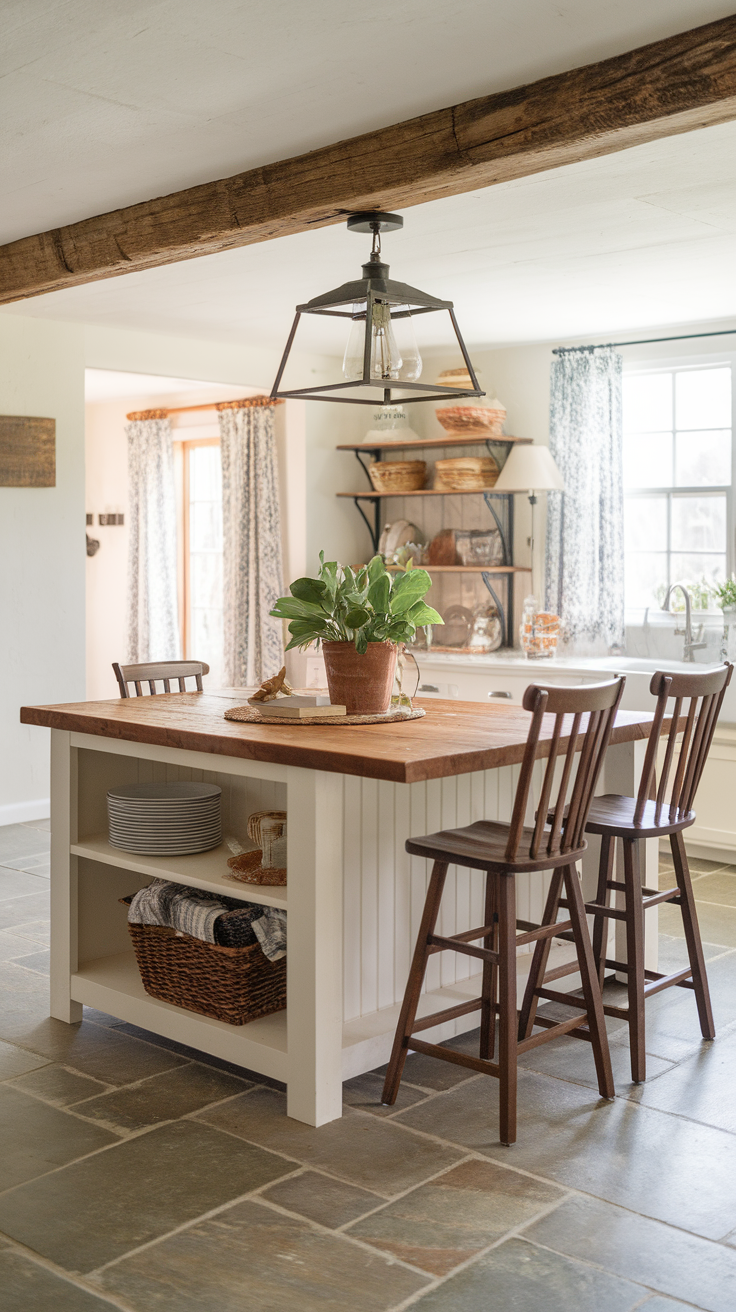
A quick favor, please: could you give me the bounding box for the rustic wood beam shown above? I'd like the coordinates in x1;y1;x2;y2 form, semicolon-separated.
2;14;736;304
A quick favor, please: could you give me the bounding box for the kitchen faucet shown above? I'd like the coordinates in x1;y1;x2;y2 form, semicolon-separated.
662;583;708;662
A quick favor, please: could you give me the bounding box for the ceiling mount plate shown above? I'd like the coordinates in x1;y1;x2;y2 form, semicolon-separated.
347;211;404;234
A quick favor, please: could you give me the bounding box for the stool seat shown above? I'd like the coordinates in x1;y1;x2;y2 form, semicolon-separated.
407;820;587;873
586;794;694;839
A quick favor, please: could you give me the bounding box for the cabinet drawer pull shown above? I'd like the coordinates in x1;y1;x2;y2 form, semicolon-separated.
489;690;513;699
419;683;440;693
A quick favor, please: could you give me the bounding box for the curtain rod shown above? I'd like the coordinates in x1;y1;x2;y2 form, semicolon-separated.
552;328;736;355
126;395;284;421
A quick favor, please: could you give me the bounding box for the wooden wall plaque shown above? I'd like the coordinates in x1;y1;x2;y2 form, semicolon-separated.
0;415;56;486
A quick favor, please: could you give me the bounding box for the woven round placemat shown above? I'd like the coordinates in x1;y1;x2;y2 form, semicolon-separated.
224;705;426;726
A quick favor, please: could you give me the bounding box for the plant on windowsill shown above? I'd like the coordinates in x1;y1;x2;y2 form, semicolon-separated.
714;577;736;612
270;552;442;715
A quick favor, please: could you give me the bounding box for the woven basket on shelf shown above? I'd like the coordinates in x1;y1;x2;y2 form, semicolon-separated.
122;907;286;1025
434;455;499;491
436;405;506;436
368;460;426;493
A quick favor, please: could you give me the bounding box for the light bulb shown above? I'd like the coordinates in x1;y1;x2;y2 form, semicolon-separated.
369;300;402;380
342;301;423;384
342;301;403;381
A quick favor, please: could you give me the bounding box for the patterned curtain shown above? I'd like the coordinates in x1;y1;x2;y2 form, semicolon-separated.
218;400;284;686
125;410;181;662
545;346;624;653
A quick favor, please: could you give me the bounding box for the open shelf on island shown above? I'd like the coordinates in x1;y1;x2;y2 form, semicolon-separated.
337;435;531;452
71;950;288;1081
71;835;287;910
71;950;528;1084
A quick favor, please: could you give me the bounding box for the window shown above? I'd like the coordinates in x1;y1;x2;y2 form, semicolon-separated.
176;438;224;686
623;364;733;610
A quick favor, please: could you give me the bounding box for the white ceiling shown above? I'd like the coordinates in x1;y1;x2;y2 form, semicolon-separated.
11;119;736;352
1;0;733;245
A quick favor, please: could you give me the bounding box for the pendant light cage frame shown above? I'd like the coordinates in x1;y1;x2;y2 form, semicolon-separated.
270;212;484;406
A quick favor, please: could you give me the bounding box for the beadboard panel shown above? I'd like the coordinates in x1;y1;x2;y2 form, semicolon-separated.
342;759;558;1023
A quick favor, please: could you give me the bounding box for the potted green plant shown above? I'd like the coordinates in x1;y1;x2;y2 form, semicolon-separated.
270;553;442;714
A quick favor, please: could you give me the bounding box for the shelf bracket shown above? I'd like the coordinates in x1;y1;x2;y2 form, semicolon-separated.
481;573;509;647
352;496;381;555
354;448;379;487
483;491;510;565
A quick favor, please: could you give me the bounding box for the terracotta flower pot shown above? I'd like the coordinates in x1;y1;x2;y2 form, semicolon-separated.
321;640;398;716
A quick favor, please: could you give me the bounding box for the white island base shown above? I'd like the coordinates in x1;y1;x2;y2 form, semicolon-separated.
49;725;655;1127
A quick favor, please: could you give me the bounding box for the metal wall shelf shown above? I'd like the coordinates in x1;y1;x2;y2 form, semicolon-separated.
337;434;531;454
385;564;530;573
336;432;525;646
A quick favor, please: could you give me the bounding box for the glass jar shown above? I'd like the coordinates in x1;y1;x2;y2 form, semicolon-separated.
361;404;420;444
721;606;736;661
520;597;560;659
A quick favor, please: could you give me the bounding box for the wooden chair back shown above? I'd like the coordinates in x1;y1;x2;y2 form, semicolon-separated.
635;663;733;824
112;660;210;698
506;678;625;863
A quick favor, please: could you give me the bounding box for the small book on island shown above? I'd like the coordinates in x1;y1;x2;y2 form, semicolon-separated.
249;694;347;719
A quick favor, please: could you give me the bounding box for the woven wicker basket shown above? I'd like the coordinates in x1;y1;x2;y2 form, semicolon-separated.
434;456;499;491
436;405;506;435
123;910;286;1025
368;460;426;493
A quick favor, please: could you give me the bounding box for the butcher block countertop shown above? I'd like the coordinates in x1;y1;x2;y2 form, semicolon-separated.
20;691;658;785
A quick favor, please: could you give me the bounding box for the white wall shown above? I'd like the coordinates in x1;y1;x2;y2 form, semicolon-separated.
0;314;86;823
84;325;365;576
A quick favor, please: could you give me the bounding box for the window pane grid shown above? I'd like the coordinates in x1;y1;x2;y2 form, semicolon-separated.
623;364;732;609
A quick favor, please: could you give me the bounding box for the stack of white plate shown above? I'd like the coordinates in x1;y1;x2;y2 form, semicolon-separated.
107;783;222;855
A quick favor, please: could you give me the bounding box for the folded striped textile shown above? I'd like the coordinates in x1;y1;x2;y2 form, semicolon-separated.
252;908;287;961
127;878;286;960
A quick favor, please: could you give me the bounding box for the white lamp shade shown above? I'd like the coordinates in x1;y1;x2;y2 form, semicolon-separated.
493;444;564;493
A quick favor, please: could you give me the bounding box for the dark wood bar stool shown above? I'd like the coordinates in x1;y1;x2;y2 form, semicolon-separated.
521;662;733;1085
382;677;625;1145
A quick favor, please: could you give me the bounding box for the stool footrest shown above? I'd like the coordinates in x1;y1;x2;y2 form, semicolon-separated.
541;957;582;983
535;986;589;1009
407;1036;500;1078
585;901;627;921
428;934;499;964
515;919;573;947
527;1014;592;1043
410;996;484;1034
643;966;694;997
641;887;681;908
602;957;695;989
518;1011;589;1051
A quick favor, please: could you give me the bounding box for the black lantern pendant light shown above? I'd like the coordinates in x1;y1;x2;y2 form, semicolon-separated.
270;211;484;405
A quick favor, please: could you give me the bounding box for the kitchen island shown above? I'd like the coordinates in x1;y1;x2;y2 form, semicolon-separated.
21;691;659;1126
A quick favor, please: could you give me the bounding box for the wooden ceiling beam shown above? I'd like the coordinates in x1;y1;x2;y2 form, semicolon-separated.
2;14;736;305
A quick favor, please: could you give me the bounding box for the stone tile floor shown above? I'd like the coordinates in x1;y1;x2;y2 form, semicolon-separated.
2;822;736;1308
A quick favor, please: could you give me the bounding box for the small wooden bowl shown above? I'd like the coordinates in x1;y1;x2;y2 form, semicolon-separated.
368;460;426;493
